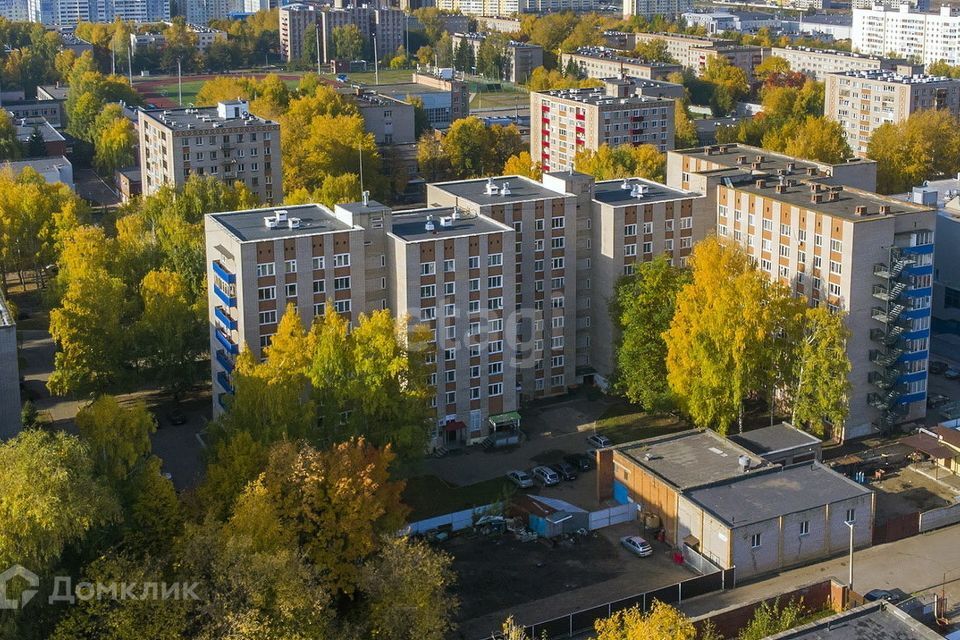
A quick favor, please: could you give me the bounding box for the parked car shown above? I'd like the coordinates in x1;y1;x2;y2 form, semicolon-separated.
506;470;534;489
166;408;188;426
946;368;960;380
587;434;612;449
864;589;903;604
928;393;950;409
930;361;948;375
532;465;560;486
620;535;653;557
550;461;578;481
564;452;596;471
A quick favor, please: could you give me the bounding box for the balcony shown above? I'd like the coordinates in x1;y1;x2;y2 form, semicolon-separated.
215;349;235;373
211;260;236;284
213;283;237;308
874;256;915;280
872;282;907;302
215;306;237;330
868;390;902;412
215;328;239;355
871;305;907;325
216;371;235;395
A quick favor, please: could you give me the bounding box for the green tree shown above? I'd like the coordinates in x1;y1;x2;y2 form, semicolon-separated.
435;32;454;67
333;24;363;61
739;598;806;640
408;94;430;137
574;143;666;182
122;456;183;555
454;37;474;72
361;536;459;640
634;38;675;63
674;105;699;149
0;430;118;571
75;395;155;483
792;307;851;437
135;269;205;397
703;56;749;116
867;109;960;194
25;126;45;157
613;256;690;410
198;430;270;519
0;111;21;161
93;116;136;174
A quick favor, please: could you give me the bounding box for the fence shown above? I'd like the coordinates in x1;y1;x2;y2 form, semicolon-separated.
872;510;919;545
402;504;493;536
520;568;735;639
919;501;960;533
681;543;725;578
588;503;637;531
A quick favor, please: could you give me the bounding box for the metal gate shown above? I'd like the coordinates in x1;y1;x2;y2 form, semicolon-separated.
872;511;920;545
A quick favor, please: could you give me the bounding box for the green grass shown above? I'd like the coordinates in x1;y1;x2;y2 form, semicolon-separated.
323;68;415;87
402;474;516;521
152;78;302;106
594;402;686;444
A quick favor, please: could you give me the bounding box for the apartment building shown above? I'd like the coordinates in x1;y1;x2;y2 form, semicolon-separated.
478;16;522;33
824;69;960;156
0;295;20;439
435;0;595;15
852;0;926;9
139;100;282;204
279;2;403;64
769;46;903;81
376;72;470;129
714;173;934;439
601;76;685;100
622;0;691;19
3;98;65;128
561;47;682;81
667;143;878;230
852;5;960;66
628;32;764;77
589;178;702;383
450;33;543;83
183;0;227;25
354;91;416;145
530;84;676;173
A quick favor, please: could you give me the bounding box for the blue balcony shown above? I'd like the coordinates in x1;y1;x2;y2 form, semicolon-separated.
904;328;930;341
217;371;235;395
898;391;926;405
212;260;236;284
215;306;238;330
902;350;929;362
213;283;237;308
901;244;934;255
904;264;933;277
215;349;235;373
900;370;927;384
904;307;931;320
215;329;239;355
905;287;933;299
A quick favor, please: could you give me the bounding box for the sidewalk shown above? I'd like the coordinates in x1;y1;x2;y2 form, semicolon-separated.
679;522;960;620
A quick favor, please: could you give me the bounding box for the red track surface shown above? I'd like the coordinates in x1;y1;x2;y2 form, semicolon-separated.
134;72;307;108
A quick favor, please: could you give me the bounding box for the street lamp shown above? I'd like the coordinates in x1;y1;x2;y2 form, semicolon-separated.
845;521;855;593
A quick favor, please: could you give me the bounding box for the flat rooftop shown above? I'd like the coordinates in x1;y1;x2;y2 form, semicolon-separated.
686;462;871;527
615;430;767;491
430;175;567;207
208;204;351;242
767;601;943;639
536;86;672;105
830;69;958;84
570;47;681;68
389;207;509;241
368;81;451;95
3;156;70;174
140;105;278;131
37;85;69;100
593;177;697;205
729;422;822;457
13;119;63;142
675;143;827;173
732;178;932;222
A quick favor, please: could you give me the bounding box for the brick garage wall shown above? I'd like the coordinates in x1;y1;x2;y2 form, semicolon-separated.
691;579;846;639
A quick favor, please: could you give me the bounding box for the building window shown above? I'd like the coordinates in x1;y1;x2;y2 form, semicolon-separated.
945;287;960;309
285;283;297;298
468;256;480;269
845;509;855;524
624;224;637;236
259;310;277;325
624;244;637;257
312;256;325;270
830;260;842;275
313;280;325;294
799;520;809;536
443;282;455;295
489;361;503;375
751;533;762;548
421;284;436;298
551;237;565;249
488;253;503;267
333;253;350;267
313;302;325;316
334;299;351;313
550;374;564;387
444;259;455;272
256;262;275;277
488;275;502;289
444;303;456;318
420;307;436;321
488;383;503;396
334;276;351;291
258;286;276;301
551;216;565;229
445;348;456;361
284;259;297;274
421;261;436;276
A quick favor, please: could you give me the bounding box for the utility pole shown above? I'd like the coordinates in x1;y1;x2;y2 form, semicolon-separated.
373;34;379;85
846;521;855;593
127;44;133;85
177;58;183;106
316;22;322;76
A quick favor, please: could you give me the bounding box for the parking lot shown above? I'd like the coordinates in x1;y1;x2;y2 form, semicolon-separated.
451;521;698;639
872;465;959;521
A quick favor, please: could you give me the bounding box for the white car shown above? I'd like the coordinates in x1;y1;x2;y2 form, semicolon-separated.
587;434;612;449
621;535;653;557
532;465;560;486
506;470;534;489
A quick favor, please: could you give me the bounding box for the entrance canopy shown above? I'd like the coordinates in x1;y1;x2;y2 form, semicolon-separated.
489;411;521;430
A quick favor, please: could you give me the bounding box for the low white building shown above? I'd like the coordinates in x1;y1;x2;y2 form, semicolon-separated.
1;156;74;190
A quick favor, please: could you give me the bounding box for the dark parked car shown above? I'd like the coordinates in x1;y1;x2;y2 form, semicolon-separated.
166;408;188;426
930;361;948;375
550;462;578;481
864;589;903;604
946;368;960;380
564;452;596;471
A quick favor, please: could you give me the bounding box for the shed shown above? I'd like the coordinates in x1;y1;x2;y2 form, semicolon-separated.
730;422;822;465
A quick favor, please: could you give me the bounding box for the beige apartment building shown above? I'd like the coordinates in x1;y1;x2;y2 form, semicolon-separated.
530;83;676;173
713;174;934;440
561;48;682;81
354;91;416;145
279;3;318;62
279;2;404;64
451;32;544;83
824;69;960;156
769;46;904;81
628;32;763;78
667;143;878;232
139;100;282;204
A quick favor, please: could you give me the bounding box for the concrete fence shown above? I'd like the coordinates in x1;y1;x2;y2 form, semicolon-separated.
401;504;494;536
919;501;960;533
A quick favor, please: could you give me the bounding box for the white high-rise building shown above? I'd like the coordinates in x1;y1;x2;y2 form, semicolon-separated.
27;0;168;25
0;0;29;21
623;0;691;19
853;5;960;66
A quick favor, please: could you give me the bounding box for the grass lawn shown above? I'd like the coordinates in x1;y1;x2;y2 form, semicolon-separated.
152;77;302;106
323;68;415;87
402;474;515;521
469;82;528;110
593;402;686;444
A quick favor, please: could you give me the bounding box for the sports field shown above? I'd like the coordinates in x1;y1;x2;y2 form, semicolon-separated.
135;72;306;108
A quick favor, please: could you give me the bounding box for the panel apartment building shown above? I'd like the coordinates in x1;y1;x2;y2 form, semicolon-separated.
279;2;404;64
450;32;544;84
824;69;960;156
530;82;676;173
769;46;904;82
434;0;595;15
206;173;699;447
852;5;960;66
139;100;282;204
669;145;933;439
622;0;691;19
561;47;683;81
627;32;763;78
